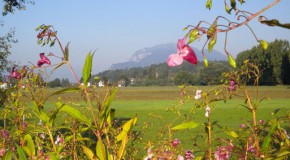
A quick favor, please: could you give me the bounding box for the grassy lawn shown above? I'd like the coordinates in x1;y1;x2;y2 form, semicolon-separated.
3;85;289;157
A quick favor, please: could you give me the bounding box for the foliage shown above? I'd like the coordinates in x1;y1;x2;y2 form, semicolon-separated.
0;25;138;159
0;29;17;80
236;39;290;85
1;0;34;16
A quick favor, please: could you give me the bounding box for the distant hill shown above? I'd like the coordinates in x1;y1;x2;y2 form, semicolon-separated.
109;43;227;70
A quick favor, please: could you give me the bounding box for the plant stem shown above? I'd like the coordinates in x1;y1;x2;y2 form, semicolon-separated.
207;116;212;160
46;125;57;153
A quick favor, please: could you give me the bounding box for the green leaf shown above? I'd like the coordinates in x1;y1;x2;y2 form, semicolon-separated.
50;39;56;47
64;43;70;61
203;56;208;67
262;120;277;151
24;134;35;156
82;145;96;160
116;116;137;142
225;131;239;138
2;150;13;160
52;62;65;73
107;109;116;127
57;102;91;126
206;0;212;10
35;24;44;31
227;54;236;68
259;40;269;50
82;52;94;86
259;18;290;29
188;29;199;44
208;32;217;52
16;145;27;160
117;133;128;160
96;139;110;160
171;121;199;130
44;87;80;102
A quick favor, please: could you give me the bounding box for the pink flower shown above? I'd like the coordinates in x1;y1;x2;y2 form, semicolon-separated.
185;150;194;160
214;146;233;160
8;66;21;80
37;53;51;67
240;124;245;129
229;80;236;91
171;138;180;147
167;37;197;67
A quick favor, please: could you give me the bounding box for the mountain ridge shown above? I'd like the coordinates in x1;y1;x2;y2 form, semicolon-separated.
110;43;227;70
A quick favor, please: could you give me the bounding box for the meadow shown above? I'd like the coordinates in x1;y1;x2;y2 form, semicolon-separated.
44;85;290;155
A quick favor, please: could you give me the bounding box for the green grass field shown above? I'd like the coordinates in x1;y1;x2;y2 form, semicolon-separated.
43;86;290;153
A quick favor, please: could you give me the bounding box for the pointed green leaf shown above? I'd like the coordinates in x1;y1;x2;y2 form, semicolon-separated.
116;116;137;142
57;102;91;126
35;24;44;31
225;131;239;138
262;120;277;151
117;133;128;160
206;0;212;10
24;134;35;156
82;52;94;86
64;43;69;61
52;62;65;73
188;29;199;44
50;39;56;47
2;150;13;160
16;145;27;160
228;54;236;68
259;40;269;50
260;18;290;29
96;139;110;160
171;121;199;130
203;56;208;67
44;87;80;102
107;108;116;127
82;145;96;160
208;32;217;52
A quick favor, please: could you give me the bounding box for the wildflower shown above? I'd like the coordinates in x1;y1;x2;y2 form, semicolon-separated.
185;150;194;160
0;148;5;157
55;135;64;145
1;130;9;138
194;90;202;99
171;138;180;147
214;145;233;160
8;66;21;80
144;148;153;160
259;119;264;125
205;105;211;117
247;144;255;153
37;53;51;67
167;37;197;67
177;155;185;160
240;124;245;129
229;80;235;91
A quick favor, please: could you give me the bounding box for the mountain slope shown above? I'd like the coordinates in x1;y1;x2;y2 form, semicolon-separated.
110;43;227;70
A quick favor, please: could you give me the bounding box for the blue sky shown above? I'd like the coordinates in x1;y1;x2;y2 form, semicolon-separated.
1;0;290;81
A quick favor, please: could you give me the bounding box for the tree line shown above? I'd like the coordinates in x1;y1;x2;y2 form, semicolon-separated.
92;39;290;86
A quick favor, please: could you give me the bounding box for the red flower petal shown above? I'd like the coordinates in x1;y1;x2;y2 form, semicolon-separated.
180;45;197;64
167;54;183;67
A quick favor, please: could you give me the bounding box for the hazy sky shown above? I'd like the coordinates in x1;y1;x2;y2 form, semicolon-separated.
1;0;290;81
